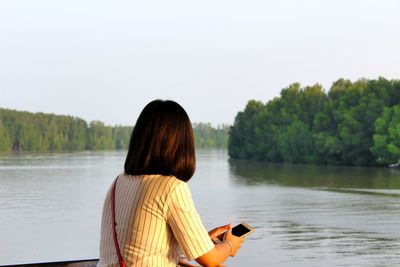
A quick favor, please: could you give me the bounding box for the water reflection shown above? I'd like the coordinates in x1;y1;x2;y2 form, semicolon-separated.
269;219;400;266
228;158;400;266
228;159;400;190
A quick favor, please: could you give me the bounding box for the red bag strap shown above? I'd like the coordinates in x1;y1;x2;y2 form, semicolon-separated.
111;176;126;267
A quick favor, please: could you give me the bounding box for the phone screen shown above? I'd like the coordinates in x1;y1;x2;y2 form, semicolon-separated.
231;224;251;237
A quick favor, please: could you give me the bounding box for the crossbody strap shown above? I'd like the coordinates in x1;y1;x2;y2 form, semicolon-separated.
111;176;126;267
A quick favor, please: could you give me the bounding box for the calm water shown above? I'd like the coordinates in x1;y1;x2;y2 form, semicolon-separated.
1;150;400;266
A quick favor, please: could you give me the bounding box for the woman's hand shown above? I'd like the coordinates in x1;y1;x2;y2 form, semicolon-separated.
196;224;244;266
223;224;244;257
208;224;230;240
208;224;244;256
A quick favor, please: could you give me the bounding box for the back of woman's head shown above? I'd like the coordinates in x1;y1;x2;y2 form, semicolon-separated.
124;100;196;182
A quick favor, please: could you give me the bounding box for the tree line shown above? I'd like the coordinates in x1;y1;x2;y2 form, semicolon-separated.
193;122;229;149
0;109;228;151
228;77;400;166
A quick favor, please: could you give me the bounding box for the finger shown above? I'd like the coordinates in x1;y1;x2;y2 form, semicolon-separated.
224;224;232;239
222;224;230;230
218;224;230;232
211;231;225;239
210;225;231;239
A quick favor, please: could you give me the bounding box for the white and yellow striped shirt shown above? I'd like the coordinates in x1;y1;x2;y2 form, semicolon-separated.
98;174;214;267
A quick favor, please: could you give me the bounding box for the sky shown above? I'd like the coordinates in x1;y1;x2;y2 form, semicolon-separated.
1;0;399;126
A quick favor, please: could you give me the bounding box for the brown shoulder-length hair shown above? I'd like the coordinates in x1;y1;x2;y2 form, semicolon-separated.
124;100;196;182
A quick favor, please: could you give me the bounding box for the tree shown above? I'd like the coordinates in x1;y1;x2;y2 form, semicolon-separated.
277;120;314;163
0;118;11;151
228;77;400;167
87;121;114;150
228;100;264;159
113;126;132;150
371;105;400;165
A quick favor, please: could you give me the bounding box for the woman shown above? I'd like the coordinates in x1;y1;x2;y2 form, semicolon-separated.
98;100;244;267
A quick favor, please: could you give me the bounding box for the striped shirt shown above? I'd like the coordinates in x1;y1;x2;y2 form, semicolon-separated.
97;173;214;267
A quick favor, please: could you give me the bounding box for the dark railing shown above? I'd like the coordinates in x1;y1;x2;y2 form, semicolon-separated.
1;260;98;267
1;258;200;267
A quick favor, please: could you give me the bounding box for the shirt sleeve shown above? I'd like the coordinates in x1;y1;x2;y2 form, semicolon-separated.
166;181;215;261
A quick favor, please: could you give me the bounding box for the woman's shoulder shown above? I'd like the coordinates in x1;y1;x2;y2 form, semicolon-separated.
156;174;187;190
122;173;187;191
143;175;191;206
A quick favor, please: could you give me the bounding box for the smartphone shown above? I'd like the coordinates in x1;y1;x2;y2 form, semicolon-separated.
231;222;255;238
213;222;255;243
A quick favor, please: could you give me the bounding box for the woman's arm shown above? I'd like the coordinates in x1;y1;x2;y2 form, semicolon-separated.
166;183;244;266
195;224;244;267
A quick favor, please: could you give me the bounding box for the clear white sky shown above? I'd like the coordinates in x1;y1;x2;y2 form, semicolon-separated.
1;0;399;126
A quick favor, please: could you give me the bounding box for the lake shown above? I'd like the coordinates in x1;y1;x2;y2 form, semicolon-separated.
1;149;400;266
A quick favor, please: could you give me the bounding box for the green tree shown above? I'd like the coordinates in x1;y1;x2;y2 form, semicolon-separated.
371;105;400;165
193;123;229;149
0;118;11;151
277;120;314;163
87;121;114;150
113;126;132;150
229;77;400;167
228;100;264;159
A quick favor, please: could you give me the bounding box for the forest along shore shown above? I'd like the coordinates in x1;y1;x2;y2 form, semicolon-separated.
229;77;400;167
0;108;229;152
